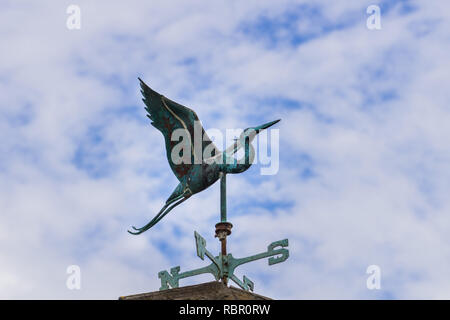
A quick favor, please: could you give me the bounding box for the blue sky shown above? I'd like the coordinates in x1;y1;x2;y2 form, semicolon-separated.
1;0;450;299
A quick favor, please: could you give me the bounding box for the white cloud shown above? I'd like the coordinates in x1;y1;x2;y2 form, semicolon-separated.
0;0;450;299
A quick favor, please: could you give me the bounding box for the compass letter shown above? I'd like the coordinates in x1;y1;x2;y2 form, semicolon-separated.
268;239;289;265
158;266;181;290
195;231;207;260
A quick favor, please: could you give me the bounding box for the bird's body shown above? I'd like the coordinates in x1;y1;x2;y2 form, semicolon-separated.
129;79;280;235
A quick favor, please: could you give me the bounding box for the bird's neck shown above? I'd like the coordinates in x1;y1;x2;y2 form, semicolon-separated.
222;136;254;174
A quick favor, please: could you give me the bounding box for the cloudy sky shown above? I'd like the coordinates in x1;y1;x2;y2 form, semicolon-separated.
1;0;450;299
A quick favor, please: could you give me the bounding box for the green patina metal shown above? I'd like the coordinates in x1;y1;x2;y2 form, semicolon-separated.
157;167;289;291
131;79;289;290
158;231;289;291
129;79;280;234
220;172;226;222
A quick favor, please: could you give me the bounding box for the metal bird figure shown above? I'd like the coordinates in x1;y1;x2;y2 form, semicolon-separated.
128;78;280;235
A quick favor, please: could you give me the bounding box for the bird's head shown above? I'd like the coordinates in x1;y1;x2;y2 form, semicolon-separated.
240;119;281;143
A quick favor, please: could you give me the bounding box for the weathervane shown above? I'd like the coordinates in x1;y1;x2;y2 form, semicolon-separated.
130;78;289;291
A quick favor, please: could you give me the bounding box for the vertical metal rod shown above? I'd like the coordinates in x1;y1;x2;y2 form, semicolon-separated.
221;237;227;256
221;237;228;285
219;171;228;285
220;172;226;223
245;136;249;165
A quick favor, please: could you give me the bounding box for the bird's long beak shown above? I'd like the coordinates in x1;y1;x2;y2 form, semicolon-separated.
253;119;281;133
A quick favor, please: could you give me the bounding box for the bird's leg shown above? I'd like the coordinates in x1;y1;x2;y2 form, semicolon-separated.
128;192;190;235
128;197;188;235
144;196;188;230
131;195;182;230
144;186;192;229
129;193;185;233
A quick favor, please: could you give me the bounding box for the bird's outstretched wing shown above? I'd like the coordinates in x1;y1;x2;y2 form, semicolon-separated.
139;78;219;181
